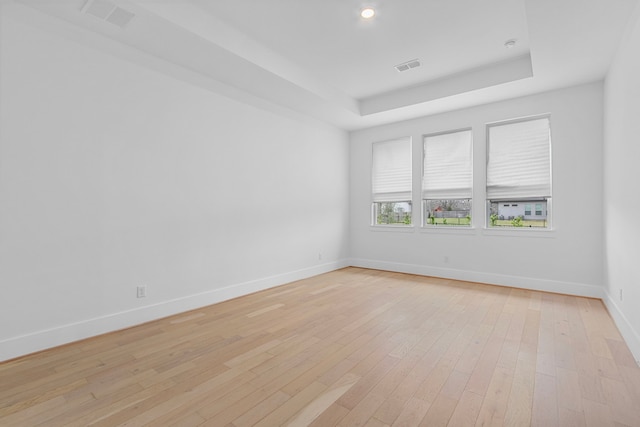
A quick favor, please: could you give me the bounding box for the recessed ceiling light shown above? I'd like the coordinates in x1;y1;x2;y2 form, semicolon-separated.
504;39;517;49
361;8;375;19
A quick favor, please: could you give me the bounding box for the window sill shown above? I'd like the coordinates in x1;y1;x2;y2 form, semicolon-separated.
369;225;416;233
420;226;477;236
481;227;556;238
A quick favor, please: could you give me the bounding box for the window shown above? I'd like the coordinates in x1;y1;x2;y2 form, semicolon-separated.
423;129;472;226
372;137;412;225
535;203;543;216
487;116;551;228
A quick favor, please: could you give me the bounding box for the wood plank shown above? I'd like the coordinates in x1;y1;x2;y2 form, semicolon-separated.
232;390;290;426
286;373;359;426
337;392;387;427
582;399;615;427
600;376;640;426
446;390;483;427
246;303;285;318
503;350;536;426
418;394;457;427
531;372;558;427
556;367;583;412
252;381;327;427
390;397;431;427
474;364;514;427
307;402;349;427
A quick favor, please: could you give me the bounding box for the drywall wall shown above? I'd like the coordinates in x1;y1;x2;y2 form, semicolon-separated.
350;82;605;298
0;5;349;361
603;7;640;362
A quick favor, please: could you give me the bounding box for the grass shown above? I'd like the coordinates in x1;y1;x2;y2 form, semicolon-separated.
492;219;547;228
427;218;547;227
429;217;471;226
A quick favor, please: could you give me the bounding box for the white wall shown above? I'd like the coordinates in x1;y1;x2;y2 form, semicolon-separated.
350;83;605;298
0;5;349;361
603;7;640;362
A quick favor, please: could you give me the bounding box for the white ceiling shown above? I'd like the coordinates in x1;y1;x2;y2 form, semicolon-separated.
193;0;531;99
14;0;640;130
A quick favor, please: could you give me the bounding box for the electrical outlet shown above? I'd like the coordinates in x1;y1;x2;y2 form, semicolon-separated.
318;252;322;260
137;285;147;298
620;288;623;301
444;255;450;264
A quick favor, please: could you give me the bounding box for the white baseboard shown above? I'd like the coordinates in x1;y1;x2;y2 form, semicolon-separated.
602;293;640;365
0;260;350;362
348;258;606;299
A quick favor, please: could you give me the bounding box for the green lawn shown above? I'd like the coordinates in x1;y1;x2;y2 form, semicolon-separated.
429;217;471;226
492;219;547;228
427;218;547;227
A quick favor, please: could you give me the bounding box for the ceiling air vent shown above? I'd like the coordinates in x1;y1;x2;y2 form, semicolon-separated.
394;59;421;73
80;0;135;29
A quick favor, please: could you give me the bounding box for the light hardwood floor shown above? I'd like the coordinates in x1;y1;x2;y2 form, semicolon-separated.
1;267;640;426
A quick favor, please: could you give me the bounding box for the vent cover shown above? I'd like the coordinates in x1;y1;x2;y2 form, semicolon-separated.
81;0;135;29
394;59;421;72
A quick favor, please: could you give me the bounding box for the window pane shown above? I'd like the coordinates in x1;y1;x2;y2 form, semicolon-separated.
424;199;471;226
535;203;543;215
488;199;548;228
374;201;412;225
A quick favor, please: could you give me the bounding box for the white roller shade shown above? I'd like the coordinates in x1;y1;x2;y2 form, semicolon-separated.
422;130;472;199
372;138;412;202
487;117;551;199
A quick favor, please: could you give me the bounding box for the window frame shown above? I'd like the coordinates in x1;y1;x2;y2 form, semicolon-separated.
421;128;473;228
371;137;413;227
485;114;553;230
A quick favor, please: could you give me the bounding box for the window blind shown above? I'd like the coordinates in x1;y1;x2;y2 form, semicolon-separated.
372;138;412;202
487;117;551;199
422;130;472;199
